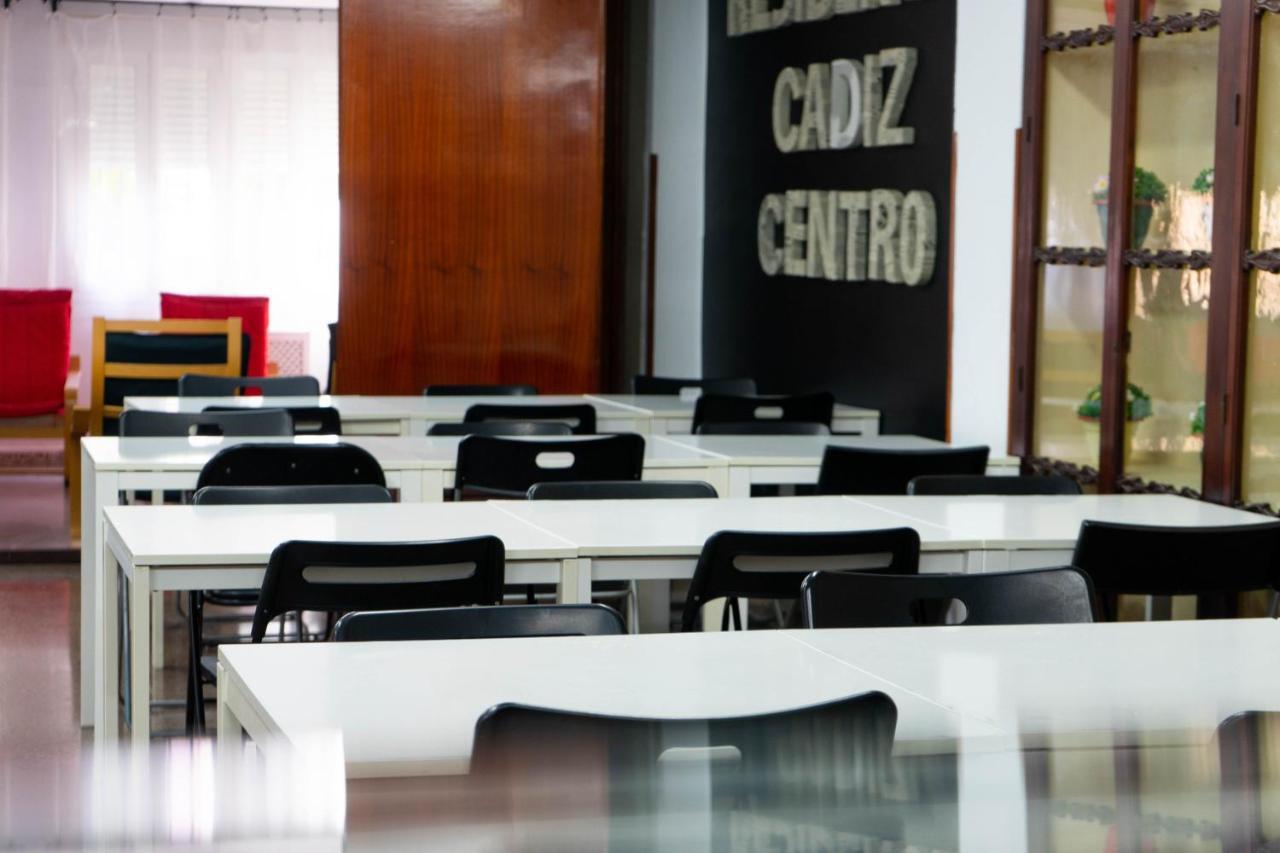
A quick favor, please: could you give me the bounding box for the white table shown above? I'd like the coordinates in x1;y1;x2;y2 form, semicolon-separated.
850;493;1274;571
217;631;997;779
789;619;1280;750
585;394;881;435
660;434;1020;498
122;394;652;436
98;502;577;744
77;434;728;726
492;496;985;605
218;619;1280;778
100;493;1272;744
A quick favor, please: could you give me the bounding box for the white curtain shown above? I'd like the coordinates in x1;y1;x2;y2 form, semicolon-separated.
0;0;338;383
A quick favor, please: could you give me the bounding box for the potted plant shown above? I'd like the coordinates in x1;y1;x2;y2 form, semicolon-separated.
1192;166;1214;233
1093;167;1168;249
1077;382;1153;458
1190;401;1205;435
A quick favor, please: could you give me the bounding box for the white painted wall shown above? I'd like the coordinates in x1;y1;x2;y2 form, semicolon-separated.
949;0;1025;451
647;0;1025;449
647;0;707;376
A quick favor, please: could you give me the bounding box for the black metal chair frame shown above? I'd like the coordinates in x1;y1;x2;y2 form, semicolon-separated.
816;445;991;496
179;373;321;397
800;567;1098;628
680;528;921;632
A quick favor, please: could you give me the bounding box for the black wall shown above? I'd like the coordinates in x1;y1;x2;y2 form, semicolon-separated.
702;0;957;437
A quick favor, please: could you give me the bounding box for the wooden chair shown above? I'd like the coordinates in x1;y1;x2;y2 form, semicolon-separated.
87;317;242;437
69;317;241;537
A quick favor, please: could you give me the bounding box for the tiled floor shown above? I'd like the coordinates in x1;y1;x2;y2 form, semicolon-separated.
0;473;75;560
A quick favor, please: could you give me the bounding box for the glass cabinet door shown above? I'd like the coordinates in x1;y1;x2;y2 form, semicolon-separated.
1120;23;1219;492
1243;11;1280;509
1032;3;1114;471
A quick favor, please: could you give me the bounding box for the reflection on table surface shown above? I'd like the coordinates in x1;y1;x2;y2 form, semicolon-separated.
7;714;1280;851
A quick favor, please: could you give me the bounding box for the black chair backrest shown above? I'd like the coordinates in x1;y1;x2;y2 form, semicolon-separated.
907;474;1081;496
193;484;393;505
1071;520;1280;601
801;567;1097;628
471;692;899;819
464;403;597;435
196;442;386;489
817;445;991;495
454;434;645;499
425;384;538;396
631;375;757;396
117;408;293;438
527;480;718;500
179;374;321;397
251;537;505;642
333;603;625;642
691;392;834;434
695;421;830;436
680;528;921;631
204;404;342;436
427;421;572;437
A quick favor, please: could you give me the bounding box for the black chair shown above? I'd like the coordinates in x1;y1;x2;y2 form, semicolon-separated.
204;404;342;436
680;528;920;632
428;421;572;437
464;403;597;435
185;482;395;734
117;408;293;438
801;567;1097;628
192;484;393;505
691;392;834;435
179;374;321;397
251;537;506;642
817;446;990;495
425;384;538;396
333;603;624;642
907;474;1081;496
1071;520;1280;620
527;480;718;500
471;692;900;845
195;442;385;489
453;434;645;500
631;375;756;396
695;421;830;436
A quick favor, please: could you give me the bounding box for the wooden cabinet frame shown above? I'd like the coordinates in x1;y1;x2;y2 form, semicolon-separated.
1010;0;1267;505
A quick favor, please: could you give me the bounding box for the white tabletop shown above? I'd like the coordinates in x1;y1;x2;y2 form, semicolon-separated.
586;394;877;419
662;433;984;464
851;494;1272;550
492;496;971;556
103;502;576;566
219;631;993;777
788;619;1280;745
81;434;434;470
121;394;634;420
84;434;724;472
220;620;1280;777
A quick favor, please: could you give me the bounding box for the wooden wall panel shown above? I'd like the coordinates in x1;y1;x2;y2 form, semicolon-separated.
337;0;606;394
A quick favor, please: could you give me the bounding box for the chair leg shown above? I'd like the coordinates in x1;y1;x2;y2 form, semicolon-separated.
186;591;206;735
627;582;640;635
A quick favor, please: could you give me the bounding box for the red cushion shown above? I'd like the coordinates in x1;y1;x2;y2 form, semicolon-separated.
0;289;72;418
160;293;269;377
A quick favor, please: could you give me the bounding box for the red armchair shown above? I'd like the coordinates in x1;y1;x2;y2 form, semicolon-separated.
0;288;79;480
160;293;269;377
